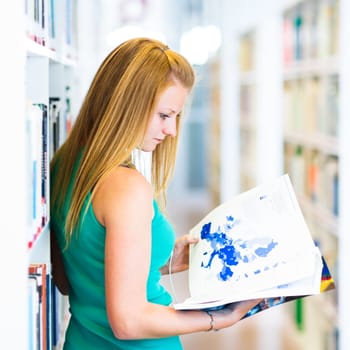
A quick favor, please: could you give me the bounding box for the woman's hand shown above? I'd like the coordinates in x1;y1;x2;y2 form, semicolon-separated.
225;299;264;320
161;234;199;274
207;299;264;331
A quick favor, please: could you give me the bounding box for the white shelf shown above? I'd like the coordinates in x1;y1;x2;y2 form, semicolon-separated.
26;38;57;60
26;38;78;67
283;56;339;80
29;224;51;264
284;132;339;156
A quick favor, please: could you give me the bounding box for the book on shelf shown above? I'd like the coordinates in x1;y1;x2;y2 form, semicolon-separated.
51;284;61;347
282;0;339;64
238;31;255;72
49;0;78;57
25;0;50;46
28;275;40;350
284;144;339;220
174;174;335;316
49;92;73;158
28;263;50;350
36;103;49;229
49;97;62;156
26;102;49;248
26;102;42;242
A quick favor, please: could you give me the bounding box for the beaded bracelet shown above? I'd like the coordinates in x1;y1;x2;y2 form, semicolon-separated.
205;310;218;332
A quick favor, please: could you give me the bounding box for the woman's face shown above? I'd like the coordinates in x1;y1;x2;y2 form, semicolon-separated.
141;81;189;152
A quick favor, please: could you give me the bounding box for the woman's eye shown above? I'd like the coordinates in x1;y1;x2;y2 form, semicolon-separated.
159;113;170;120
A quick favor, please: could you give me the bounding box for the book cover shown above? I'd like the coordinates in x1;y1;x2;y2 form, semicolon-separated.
241;254;335;320
27;102;44;247
35;103;49;228
49;97;61;156
28;263;48;350
174;174;335;312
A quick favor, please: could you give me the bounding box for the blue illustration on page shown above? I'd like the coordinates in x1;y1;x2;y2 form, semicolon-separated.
200;214;280;282
174;175;326;310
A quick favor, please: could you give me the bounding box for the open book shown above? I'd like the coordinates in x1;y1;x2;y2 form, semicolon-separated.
174;174;335;313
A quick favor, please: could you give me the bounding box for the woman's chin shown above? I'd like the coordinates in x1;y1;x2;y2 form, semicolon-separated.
141;145;158;152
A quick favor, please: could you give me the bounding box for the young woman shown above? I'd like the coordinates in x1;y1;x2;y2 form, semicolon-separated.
50;37;260;350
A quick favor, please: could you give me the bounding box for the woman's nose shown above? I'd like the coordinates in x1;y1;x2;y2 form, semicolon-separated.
163;118;177;137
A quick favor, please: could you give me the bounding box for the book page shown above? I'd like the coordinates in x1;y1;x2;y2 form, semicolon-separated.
184;174;321;305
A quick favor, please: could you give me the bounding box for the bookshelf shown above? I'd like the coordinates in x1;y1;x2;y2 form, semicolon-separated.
238;30;257;191
236;15;284;196
282;0;341;349
0;1;78;349
228;0;349;349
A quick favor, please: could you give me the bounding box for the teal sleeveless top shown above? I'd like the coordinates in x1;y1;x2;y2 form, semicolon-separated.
51;165;182;349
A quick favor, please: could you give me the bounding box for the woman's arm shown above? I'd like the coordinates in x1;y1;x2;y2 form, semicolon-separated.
93;166;262;340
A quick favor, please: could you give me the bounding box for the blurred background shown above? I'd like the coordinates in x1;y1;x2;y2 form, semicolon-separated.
3;0;349;349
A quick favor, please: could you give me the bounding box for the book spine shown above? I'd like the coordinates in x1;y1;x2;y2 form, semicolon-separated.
28;276;40;350
27;103;44;246
28;263;48;350
33;103;49;230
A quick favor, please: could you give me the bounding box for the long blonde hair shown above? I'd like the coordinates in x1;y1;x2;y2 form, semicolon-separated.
50;37;195;243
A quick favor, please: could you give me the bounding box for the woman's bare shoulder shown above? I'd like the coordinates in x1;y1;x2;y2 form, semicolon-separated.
93;166;153;226
108;166;152;193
